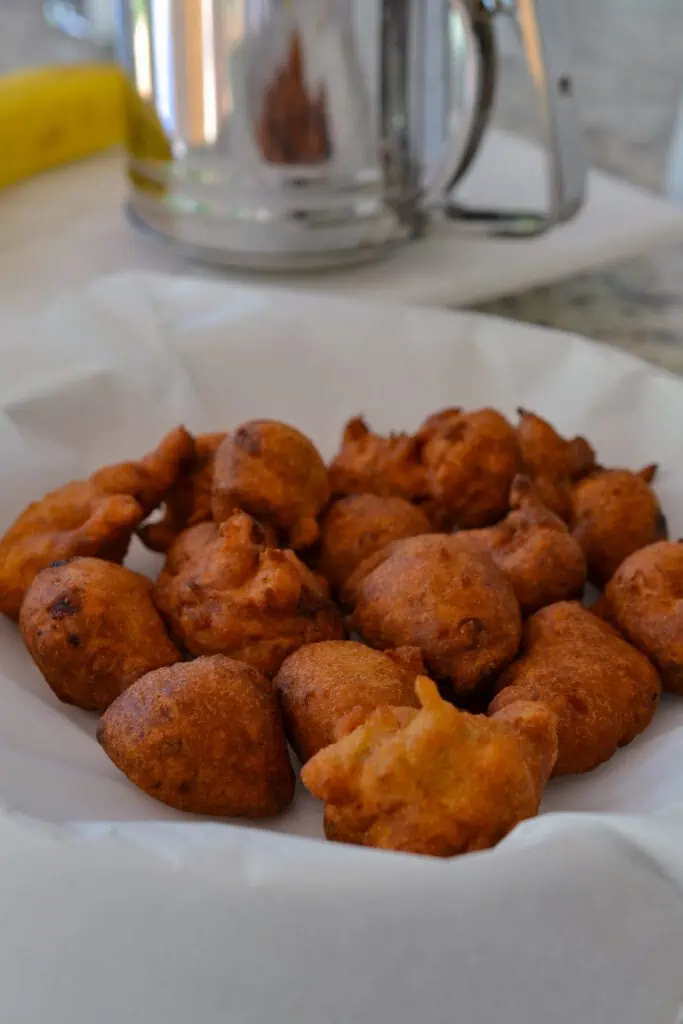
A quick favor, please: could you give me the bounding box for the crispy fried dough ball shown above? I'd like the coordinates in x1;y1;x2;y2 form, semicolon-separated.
19;558;180;712
490;601;661;775
139;432;227;553
347;534;521;697
274;641;424;762
571;465;667;584
418;408;520;528
154;512;344;677
457;476;587;614
302;676;557;857
90;426;195;517
0;427;194;619
605;541;683;695
98;656;295;817
212;421;329;550
328;417;428;503
315;494;432;594
517;409;596;520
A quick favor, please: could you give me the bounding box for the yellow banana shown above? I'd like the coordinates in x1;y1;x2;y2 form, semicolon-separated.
0;63;171;191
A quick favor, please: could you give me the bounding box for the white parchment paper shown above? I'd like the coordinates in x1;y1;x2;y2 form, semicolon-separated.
0;272;682;1024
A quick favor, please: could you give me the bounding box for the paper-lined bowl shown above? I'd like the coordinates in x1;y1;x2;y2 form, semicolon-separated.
0;273;682;1024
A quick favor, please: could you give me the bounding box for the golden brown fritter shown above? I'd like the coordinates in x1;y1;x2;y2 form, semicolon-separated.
274;641;424;762
98;655;295;817
418;408;520;528
302;676;557;857
571;465;667;584
457;476;587;615
605;541;683;695
139;432;227;553
154;512;344;677
20;558;180;712
315;494;432;594
328;417;427;503
0;426;194;620
0;493;141;622
347;534;521;697
517;409;596;520
90;426;195;517
212;421;329;550
490;601;661;775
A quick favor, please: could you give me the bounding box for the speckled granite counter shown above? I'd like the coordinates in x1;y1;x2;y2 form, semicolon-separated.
2;0;683;371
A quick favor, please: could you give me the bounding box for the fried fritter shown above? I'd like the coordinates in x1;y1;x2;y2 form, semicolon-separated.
605;541;683;695
315;494;432;594
20;558;180;712
212;421;329;550
328;417;427;503
418;408;520;528
98;655;295;817
0;426;194;620
457;476;587;615
490;601;661;775
301;676;557;857
347;534;521;697
154;512;344;677
90;426;195;516
139;432;227;553
274;641;424;762
0;494;140;622
571;465;667;584
517;409;596;520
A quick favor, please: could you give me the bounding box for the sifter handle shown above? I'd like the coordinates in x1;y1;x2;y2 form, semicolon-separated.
437;0;587;238
422;0;498;208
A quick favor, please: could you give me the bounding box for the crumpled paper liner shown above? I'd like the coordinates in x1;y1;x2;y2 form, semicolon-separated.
0;272;682;1024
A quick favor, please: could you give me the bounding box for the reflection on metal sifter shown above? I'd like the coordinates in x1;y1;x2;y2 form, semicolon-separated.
114;0;587;271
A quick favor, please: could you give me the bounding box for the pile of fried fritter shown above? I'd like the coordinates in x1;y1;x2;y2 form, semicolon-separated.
2;408;679;858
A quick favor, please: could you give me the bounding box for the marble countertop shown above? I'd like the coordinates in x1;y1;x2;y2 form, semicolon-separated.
3;0;683;372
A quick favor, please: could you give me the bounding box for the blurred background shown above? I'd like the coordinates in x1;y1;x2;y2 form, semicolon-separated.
2;0;683;367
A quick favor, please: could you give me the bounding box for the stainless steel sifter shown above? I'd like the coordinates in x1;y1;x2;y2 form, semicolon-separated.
116;0;586;270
